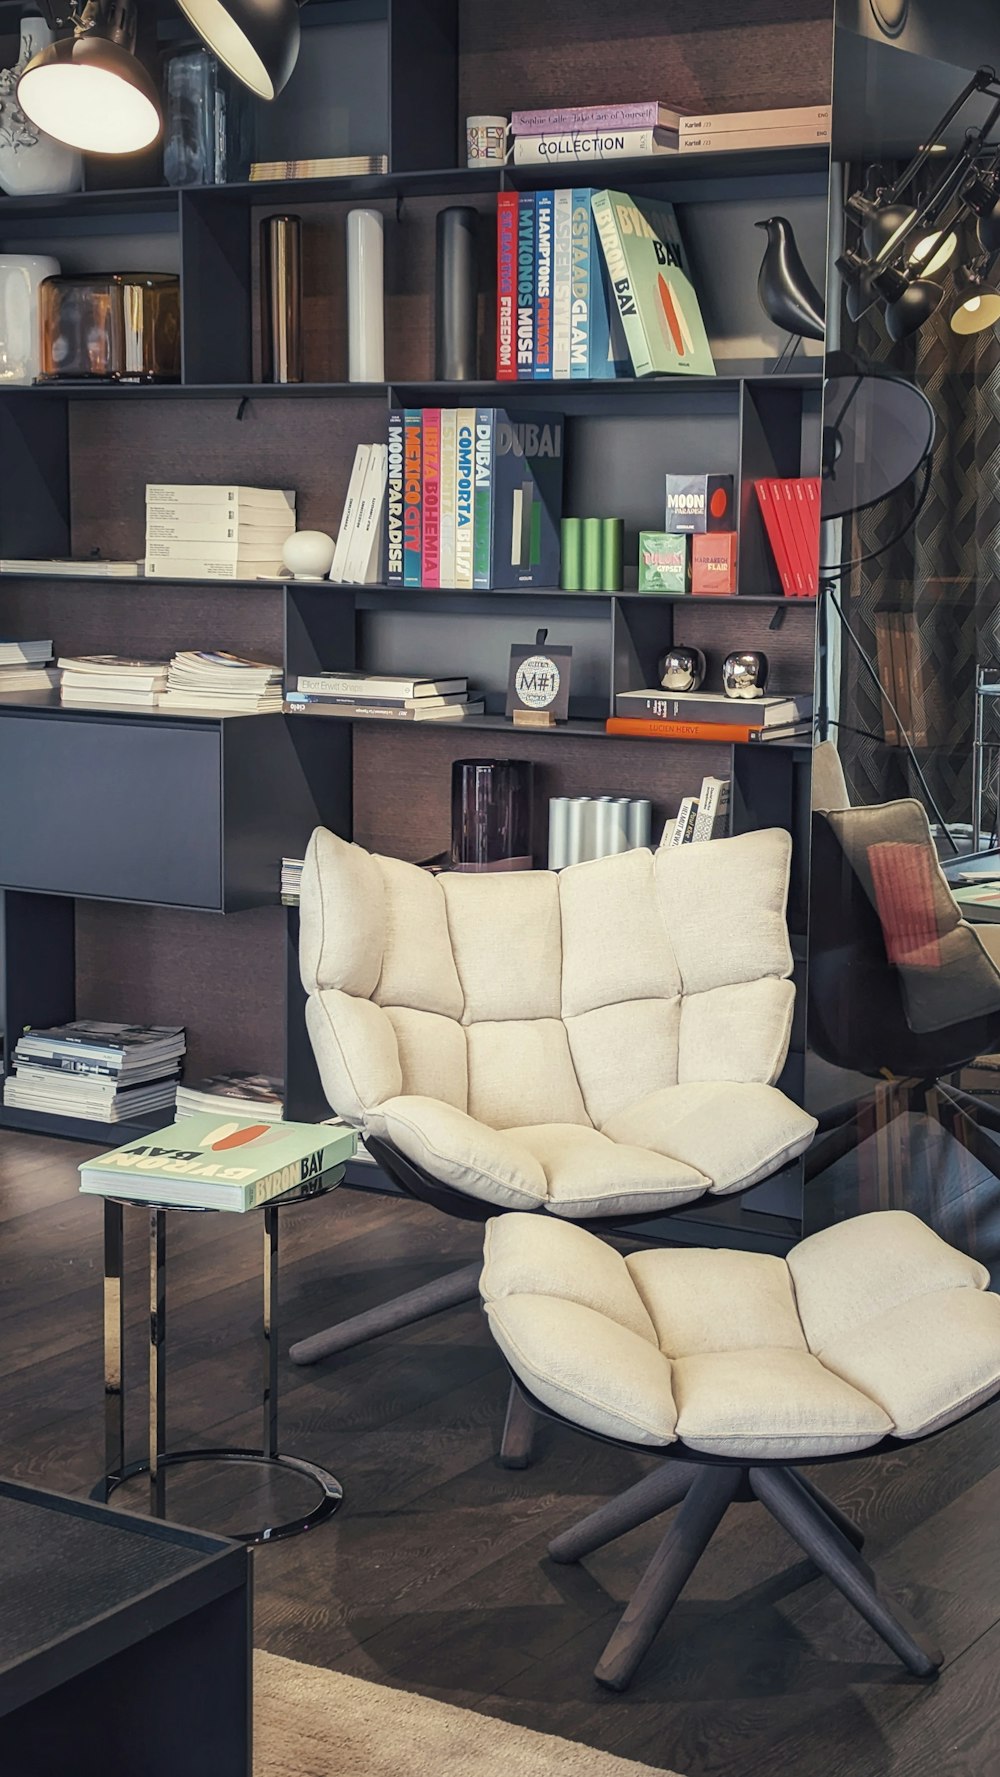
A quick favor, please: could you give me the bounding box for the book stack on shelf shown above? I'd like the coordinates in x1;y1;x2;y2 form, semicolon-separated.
547;794;651;867
0;559;140;579
3;1022;185;1125
0;639;56;694
144;485;297;581
509;100;682;166
755;478;820;598
281;857;303;905
331;445;388;585
59;656;170;708
250;153;388;182
678;104;830;155
386;409;562;588
160;651;284;713
667;775;732;844
286;671;483;722
610;690;812;743
175;1071;284;1122
497;186;714;382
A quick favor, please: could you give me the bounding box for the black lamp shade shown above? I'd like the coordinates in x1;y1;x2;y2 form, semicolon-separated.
862;202;916;259
17;34;161;154
838;249;878;321
950;261;1000;334
175;0;301;97
977;205;1000;254
884;276;943;342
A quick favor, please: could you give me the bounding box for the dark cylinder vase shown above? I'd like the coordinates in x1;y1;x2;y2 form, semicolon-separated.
262;214;302;384
451;759;534;871
435;207;479;380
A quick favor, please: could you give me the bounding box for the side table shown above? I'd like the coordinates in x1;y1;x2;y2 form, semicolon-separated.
93;1167;346;1544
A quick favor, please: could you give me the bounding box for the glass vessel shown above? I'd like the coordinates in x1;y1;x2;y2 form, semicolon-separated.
451;759;534;872
38;274;181;383
163;44;253;186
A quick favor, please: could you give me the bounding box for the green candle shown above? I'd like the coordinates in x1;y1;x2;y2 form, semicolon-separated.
601;517;624;591
582;517;602;591
561;517;582;591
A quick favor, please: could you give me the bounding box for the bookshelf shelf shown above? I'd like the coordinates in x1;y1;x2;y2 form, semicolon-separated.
0;0;824;1225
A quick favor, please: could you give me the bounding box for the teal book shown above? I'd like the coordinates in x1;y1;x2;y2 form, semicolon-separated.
590;190;715;378
79;1115;357;1212
472;407;494;589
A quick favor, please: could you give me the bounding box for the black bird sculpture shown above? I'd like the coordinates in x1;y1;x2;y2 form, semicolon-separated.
755;215;826;343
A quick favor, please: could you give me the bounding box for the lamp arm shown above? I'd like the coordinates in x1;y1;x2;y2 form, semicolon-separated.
883;65;997;200
877;115;1000;270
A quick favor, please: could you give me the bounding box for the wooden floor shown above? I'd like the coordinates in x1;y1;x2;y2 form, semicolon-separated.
3;1128;1000;1776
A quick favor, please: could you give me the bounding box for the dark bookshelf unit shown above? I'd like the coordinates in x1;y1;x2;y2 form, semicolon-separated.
0;0;828;1242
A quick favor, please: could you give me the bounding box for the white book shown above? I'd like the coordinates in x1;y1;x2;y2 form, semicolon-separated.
682;126;830;152
0;666;58;691
667;795;699;847
145;484;295;509
145;537;290;563
0;559;140;578
145;500;292;526
454;410;476;589
551;189;573;379
145;517;295;544
331;444;371;584
61;687;163;707
292;672;467;698
359;445;389;586
0;639;52;662
144;559;284;580
691;777;731;842
679;104;830;136
513;127;676;165
438;410;458;588
344;445;386;584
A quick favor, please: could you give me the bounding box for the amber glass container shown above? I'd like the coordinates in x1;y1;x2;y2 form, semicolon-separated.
38;273;181;383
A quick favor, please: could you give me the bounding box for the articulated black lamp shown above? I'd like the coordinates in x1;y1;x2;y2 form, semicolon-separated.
17;0;301;153
950;253;1000;333
871;261;945;341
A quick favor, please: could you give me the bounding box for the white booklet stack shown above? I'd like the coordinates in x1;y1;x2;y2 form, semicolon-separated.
330;445;388;585
144;484;296;580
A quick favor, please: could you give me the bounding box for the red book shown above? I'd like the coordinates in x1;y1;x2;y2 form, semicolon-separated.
496;193;518;380
772;480;811;597
796;476;822;594
421;408;441;588
606;717;755;743
781;478;818;597
755;481;797;597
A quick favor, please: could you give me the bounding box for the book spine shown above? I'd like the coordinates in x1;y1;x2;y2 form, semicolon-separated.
496;191;519;380
513;103;681;134
386;411;404;585
680;127;830;152
569;189;591;378
403;410;422;587
755;481;797;598
421;409;441;588
454;409;476;589
606;717;756;742
551;189;573;379
587;191;619;378
590;189;650;377
533;191;554;379
679;105;830;136
615;694;766;725
513;128;663;165
774;479;810;597
291;674;428;697
145;559;276;580
516;194;536;380
691;777;731;841
13;1053;122;1077
667;795;698;846
438;409;458;587
144;518;292;543
473;408;494;589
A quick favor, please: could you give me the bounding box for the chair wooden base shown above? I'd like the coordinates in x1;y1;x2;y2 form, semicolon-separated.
549;1460;939;1692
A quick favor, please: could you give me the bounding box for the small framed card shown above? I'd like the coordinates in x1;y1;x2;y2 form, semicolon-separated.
506;629;573;725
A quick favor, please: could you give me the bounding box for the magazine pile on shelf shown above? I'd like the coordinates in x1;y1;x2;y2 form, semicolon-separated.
3;1022;185;1124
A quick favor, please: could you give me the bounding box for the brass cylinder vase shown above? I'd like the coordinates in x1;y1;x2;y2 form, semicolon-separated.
262;214;302;384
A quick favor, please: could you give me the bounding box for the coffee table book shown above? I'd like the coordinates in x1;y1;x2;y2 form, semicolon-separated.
79;1114;357;1212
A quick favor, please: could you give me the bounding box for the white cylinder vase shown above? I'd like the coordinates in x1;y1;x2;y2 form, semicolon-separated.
347;208;384;382
0;19;83;196
0;252;58;384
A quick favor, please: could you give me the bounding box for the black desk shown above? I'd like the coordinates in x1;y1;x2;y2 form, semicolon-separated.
0;1477;250;1777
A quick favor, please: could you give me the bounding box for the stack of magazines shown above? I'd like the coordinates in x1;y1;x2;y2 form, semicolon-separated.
0;638;56;694
175;1071;284;1122
281;858;303;905
59;656;170;708
3;1022;185;1124
160;651;283;713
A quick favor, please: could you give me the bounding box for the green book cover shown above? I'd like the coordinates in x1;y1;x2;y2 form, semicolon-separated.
79;1114;357;1212
590;191;715;379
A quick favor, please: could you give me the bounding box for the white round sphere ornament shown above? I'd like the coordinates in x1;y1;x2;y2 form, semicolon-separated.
282;530;336;580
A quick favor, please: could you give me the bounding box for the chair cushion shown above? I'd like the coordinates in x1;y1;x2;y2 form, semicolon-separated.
601;1082;818;1195
479;1210;1000;1458
366;1096;547;1210
505;1123;709;1219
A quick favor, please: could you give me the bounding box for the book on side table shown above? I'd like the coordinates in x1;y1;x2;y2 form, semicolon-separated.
79;1114;357;1212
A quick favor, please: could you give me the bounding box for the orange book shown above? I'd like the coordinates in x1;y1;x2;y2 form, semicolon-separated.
606;717;755;742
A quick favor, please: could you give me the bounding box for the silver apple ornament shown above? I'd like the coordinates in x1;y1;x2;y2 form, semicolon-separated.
723;651;769;699
659;647;707;693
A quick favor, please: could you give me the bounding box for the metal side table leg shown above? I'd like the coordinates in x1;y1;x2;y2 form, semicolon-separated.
103;1200;125;1503
263;1203;279;1460
149;1208;167;1519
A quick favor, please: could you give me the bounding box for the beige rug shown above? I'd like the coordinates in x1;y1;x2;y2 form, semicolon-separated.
255;1650;680;1777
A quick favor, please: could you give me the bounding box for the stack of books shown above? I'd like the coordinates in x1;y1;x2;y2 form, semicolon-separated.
159;651;283;713
286;671;483;722
666;775;732;845
509;102;681;166
496;190;714;381
250;154;388;182
385;409;564;588
0;638;56;694
0;559;140;578
281;857;304;904
144;484;296;581
79;1115;357;1213
610;689;813;744
678;104;830;155
331;445;388;585
755;478;820;598
59;656;170;708
3;1021;185;1125
175;1070;284;1122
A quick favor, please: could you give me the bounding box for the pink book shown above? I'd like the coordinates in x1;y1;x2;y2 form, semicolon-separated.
496;192;518;381
421;409;441;588
511;101;681;136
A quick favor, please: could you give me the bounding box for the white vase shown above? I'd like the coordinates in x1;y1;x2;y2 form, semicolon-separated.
347;209;384;382
0;18;83;196
0;252;59;383
283;530;336;580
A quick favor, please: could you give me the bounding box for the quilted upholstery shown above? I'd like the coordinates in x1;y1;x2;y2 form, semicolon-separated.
481;1211;1000;1457
300;825;817;1217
